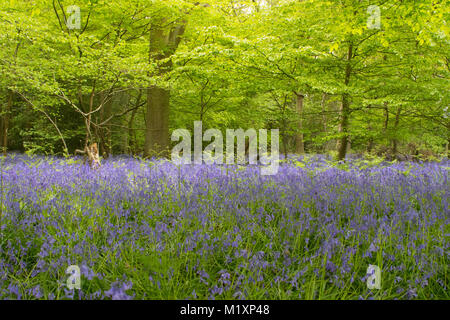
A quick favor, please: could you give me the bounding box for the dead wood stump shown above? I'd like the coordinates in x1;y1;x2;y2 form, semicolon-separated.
75;143;101;169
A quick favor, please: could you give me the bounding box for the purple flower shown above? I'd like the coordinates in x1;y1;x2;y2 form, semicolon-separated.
406;287;418;299
368;242;377;253
30;285;43;299
105;280;134;300
8;284;21;299
325;261;337;273
1;155;447;300
80;264;96;280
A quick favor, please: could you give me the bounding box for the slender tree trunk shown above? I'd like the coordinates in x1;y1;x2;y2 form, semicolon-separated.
2;40;20;155
281;99;288;159
337;94;350;160
447;121;450;158
199;86;205;122
383;102;389;132
383;102;389;152
282;117;288;160
337;42;353;161
128;90;142;155
98;131;109;158
321;92;329;152
97;94;104;156
2;90;13;155
0;100;3;152
128;107;139;155
321;93;327;133
84;81;96;151
294;92;305;154
446;140;449;159
392;106;402;156
103;92;115;157
367;121;374;153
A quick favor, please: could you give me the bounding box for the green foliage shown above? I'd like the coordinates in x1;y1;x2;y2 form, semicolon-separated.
0;0;448;157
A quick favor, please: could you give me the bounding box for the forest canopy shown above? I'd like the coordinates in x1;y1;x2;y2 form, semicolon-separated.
0;0;449;160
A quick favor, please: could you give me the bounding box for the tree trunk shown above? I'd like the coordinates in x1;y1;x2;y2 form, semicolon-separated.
2;40;20;155
392;106;402;156
367;120;374;153
145;86;170;157
2;90;13;155
447;121;450;158
294;92;305;154
446;140;449;159
337;42;353;161
144;22;186;158
281;103;288;160
128;90;141;155
383;102;389;133
321;93;330;152
97;90;114;158
321;93;327;133
84;81;96;151
282;118;288;160
337;94;350;160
